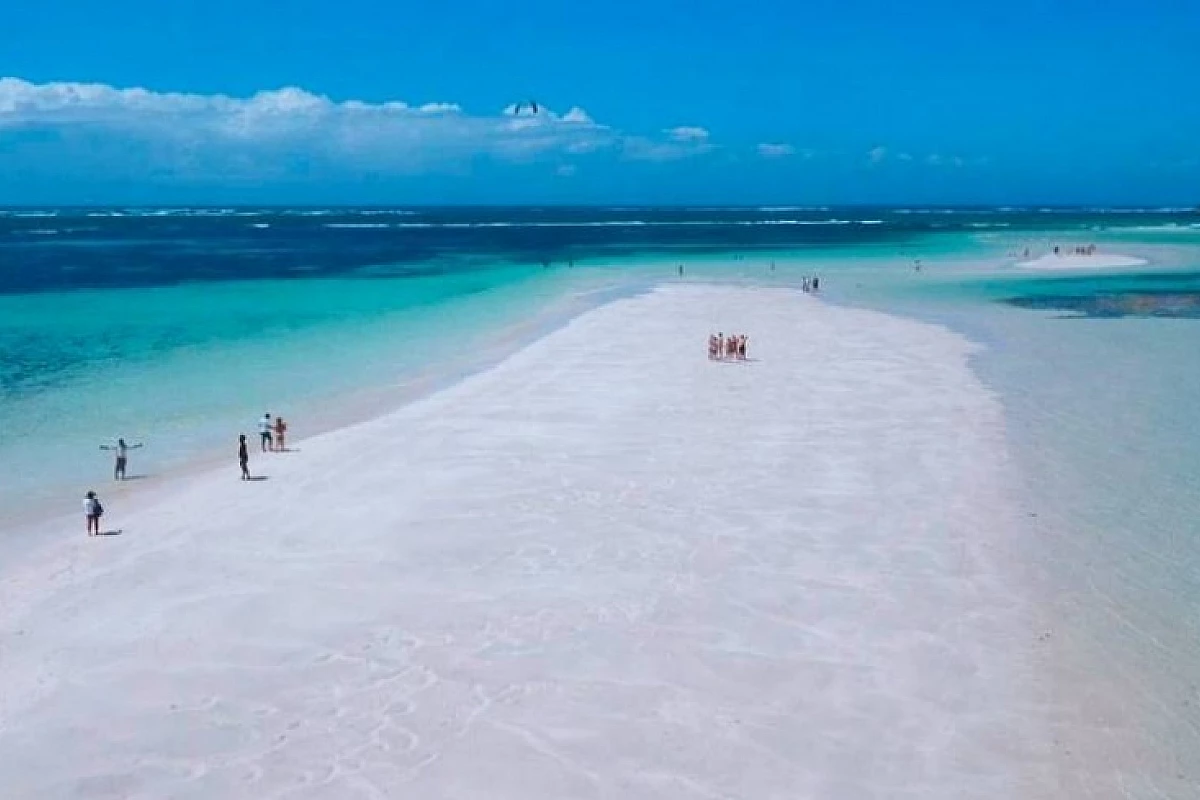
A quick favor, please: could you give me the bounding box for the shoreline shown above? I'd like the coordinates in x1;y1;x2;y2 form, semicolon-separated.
0;272;652;541
0;284;1060;797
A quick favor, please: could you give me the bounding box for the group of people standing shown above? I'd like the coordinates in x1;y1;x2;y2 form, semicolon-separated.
85;411;292;533
801;275;820;292
239;412;287;480
708;332;749;361
1015;244;1099;259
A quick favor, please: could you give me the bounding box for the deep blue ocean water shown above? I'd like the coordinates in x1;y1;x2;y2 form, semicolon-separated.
4;205;1197;293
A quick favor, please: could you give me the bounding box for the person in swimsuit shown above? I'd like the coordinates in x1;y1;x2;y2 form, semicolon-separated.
274;416;287;452
84;490;102;536
259;413;273;452
100;438;143;481
239;434;251;480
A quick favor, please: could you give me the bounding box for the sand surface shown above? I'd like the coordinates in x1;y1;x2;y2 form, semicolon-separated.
0;286;1053;799
1017;253;1148;270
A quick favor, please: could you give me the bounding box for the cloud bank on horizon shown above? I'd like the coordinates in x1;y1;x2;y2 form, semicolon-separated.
6;75;1151;205
0;77;737;187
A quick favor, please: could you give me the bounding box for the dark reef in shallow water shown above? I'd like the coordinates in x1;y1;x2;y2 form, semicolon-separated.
1000;270;1200;319
1006;290;1200;319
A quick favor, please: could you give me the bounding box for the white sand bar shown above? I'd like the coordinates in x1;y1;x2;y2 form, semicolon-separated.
0;286;1053;799
1018;253;1148;270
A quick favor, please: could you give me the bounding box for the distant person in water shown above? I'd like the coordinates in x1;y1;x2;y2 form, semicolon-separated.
259;413;273;452
100;437;143;481
273;416;288;452
812;276;820;292
84;490;103;536
239;435;251;480
678;264;684;276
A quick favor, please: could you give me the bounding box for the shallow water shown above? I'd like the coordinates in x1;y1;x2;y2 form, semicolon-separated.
835;251;1200;794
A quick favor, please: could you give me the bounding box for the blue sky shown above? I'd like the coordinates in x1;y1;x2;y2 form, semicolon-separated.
1;0;1198;204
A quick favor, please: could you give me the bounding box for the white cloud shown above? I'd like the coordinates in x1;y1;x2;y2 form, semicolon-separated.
925;153;971;167
756;143;796;159
667;126;710;142
897;152;914;162
556;164;578;177
417;102;462;114
868;146;888;164
0;77;714;181
622;125;716;162
560;107;593;124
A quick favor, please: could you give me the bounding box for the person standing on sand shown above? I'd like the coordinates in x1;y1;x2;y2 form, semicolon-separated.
100;438;143;481
273;416;287;452
83;490;103;536
259;413;273;452
239;435;251;480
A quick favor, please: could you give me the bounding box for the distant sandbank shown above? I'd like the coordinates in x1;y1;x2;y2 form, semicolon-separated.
1018;252;1148;270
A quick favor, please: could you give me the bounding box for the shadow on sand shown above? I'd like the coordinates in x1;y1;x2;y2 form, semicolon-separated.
245;475;270;482
97;529;123;536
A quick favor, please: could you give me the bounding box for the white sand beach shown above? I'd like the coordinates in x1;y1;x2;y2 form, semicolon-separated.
0;286;1055;798
1018;253;1148;270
